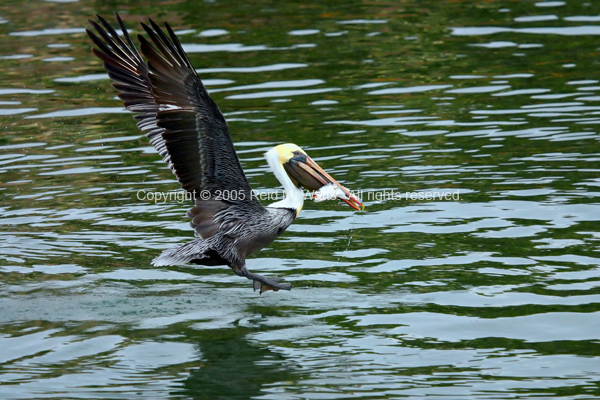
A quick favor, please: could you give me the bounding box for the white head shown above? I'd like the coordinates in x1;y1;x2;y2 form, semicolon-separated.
265;143;363;215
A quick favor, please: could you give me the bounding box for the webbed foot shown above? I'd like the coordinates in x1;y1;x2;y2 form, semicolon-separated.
241;269;292;294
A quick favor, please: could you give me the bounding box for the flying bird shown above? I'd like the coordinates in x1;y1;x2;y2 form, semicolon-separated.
87;14;363;293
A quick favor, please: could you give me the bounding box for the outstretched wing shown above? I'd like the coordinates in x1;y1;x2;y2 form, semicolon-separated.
87;14;265;240
86;13;253;196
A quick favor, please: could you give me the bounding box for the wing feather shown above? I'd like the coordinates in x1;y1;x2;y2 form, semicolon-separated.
87;13;264;240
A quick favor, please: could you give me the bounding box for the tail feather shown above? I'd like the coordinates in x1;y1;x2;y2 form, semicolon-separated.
152;239;229;267
152;239;208;266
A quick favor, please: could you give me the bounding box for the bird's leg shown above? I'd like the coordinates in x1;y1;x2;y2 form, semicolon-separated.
240;267;292;294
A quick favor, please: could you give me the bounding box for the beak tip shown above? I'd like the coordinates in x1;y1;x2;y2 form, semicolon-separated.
342;198;364;212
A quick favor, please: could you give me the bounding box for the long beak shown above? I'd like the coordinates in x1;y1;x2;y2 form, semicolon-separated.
284;156;364;211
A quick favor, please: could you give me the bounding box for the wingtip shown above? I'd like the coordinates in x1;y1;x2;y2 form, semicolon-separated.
137;33;150;46
87;19;100;30
139;21;151;33
147;19;164;38
113;12;123;24
95;13;108;24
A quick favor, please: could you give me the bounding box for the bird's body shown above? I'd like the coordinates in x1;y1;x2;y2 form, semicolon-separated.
87;14;362;293
154;205;295;272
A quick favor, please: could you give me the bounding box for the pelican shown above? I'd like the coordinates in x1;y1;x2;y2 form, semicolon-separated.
87;14;363;293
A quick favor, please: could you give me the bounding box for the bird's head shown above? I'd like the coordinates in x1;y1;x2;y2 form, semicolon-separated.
273;143;363;211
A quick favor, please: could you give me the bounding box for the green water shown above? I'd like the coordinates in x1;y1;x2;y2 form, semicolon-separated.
1;0;600;398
